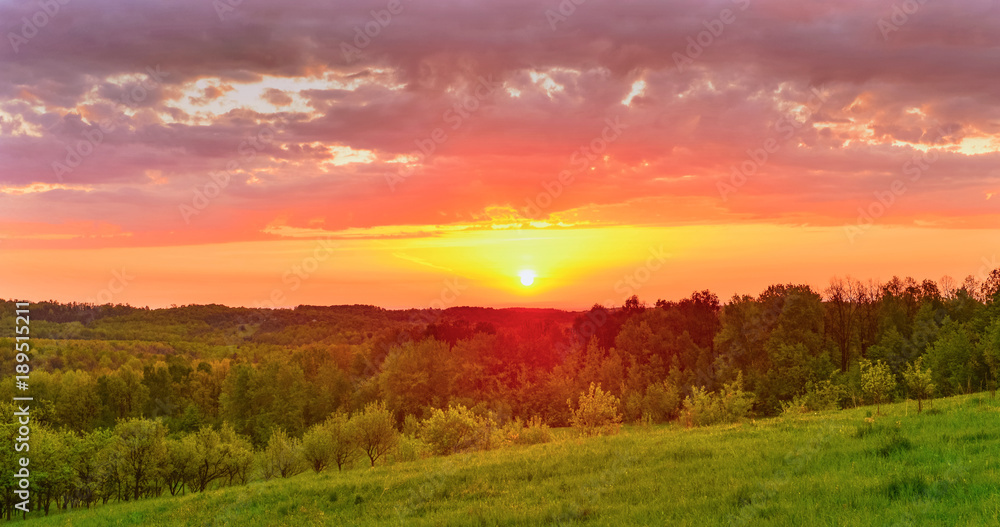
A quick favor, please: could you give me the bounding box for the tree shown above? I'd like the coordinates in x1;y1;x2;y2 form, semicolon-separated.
379;339;454;419
263;428;303;479
902;357;935;412
164;438;194;496
352;401;399;467
111;418;168;501
925;319;976;396
981;319;1000;398
184;424;249;492
826;277;859;372
55;370;100;431
420;404;495;456
860;359;896;415
301;422;335;473
327;412;360;471
568;383;622;436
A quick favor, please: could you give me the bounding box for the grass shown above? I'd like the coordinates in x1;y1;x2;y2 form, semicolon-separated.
17;394;1000;526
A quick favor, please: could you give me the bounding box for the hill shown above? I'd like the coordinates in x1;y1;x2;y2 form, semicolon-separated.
17;393;1000;526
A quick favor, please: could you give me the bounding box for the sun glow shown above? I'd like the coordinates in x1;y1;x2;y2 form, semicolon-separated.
519;270;536;287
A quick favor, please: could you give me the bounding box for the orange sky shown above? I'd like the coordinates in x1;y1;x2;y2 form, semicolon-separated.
2;0;999;309
3;224;997;310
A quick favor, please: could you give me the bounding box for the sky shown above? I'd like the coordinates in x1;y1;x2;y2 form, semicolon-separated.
1;0;999;310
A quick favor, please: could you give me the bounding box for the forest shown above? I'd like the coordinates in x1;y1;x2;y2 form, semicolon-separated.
2;270;1000;519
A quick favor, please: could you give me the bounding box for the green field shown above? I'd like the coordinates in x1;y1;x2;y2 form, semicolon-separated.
16;394;1000;526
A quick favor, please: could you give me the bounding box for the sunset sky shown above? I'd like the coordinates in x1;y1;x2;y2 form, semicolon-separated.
1;0;999;310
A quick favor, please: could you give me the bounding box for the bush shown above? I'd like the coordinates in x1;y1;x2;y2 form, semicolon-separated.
420;404;496;456
568;383;622;436
642;380;682;423
781;380;844;415
861;359;897;415
682;375;754;427
389;433;428;463
501;416;553;446
902;357;935;413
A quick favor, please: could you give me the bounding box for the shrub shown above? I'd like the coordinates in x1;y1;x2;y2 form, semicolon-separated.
642;380;682;423
568;383;623;436
781;380;844;415
513;416;553;445
402;414;421;437
682;375;754;427
389;433;428;463
681;386;717;427
861;359;897;415
420;404;496;456
902;357;935;413
717;376;755;421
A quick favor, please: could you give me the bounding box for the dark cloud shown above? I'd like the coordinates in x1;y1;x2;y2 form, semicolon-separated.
2;0;999;246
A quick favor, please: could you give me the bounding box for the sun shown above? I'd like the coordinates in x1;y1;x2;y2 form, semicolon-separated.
518;270;536;287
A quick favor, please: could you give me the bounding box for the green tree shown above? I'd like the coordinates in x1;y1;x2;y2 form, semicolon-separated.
379;338;454;419
262;428;303;479
111;418;168;501
860;359;896;415
925;319;977;396
54;370;100;431
902;357;935;412
164;438;194;496
301;422;334;473
353;401;399;467
327;411;359;471
982;319;1000;398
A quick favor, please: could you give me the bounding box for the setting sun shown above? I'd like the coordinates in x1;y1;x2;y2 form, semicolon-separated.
519;270;536;287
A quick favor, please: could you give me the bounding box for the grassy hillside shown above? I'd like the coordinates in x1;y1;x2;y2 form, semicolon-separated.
17;394;1000;526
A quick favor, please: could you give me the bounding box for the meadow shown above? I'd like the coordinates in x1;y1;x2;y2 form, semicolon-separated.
17;393;1000;526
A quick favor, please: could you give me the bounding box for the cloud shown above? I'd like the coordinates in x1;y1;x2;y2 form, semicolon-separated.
2;0;999;249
